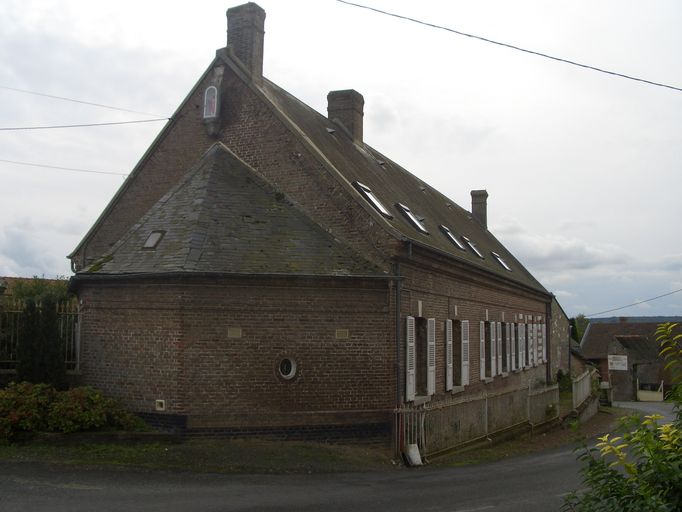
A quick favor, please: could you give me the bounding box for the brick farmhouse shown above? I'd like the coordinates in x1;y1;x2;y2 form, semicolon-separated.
69;3;564;455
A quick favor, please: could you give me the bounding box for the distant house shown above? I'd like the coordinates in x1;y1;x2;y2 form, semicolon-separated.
581;317;682;401
68;3;562;455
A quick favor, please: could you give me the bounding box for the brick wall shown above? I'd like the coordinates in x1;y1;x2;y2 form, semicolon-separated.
77;275;394;435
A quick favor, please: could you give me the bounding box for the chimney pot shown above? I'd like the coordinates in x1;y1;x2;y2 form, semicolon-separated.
327;90;364;144
471;190;488;229
226;3;266;82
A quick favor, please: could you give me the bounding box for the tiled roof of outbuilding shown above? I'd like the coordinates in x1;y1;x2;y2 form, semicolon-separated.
581;321;660;359
83;144;383;277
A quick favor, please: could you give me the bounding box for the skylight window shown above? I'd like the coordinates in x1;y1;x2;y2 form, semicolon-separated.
143;231;165;249
461;236;484;259
492;252;512;271
439;225;465;250
396;203;428;234
353;181;392;218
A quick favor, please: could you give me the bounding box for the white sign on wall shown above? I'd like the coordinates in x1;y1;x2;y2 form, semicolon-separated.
608;355;628;371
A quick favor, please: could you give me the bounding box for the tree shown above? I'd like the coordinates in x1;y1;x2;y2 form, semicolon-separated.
563;322;682;511
569;314;589;343
16;298;66;388
10;275;70;303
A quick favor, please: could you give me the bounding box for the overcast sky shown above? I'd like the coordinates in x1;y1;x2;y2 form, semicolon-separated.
1;0;681;318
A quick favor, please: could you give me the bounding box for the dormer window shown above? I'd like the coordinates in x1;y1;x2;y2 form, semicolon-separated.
353;181;392;218
397;203;428;234
439;225;465;250
203;86;219;119
492;252;512;271
143;230;165;249
462;236;484;258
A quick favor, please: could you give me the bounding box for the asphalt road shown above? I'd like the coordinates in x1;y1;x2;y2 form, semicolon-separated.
1;402;675;512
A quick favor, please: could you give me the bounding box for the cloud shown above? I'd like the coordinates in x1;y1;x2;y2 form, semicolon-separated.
493;217;629;272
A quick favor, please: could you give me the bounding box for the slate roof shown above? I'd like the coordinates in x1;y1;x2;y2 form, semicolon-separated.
260;79;546;293
82;144;382;277
581;321;664;359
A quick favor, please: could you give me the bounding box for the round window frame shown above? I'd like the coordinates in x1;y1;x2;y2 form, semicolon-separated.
277;358;297;380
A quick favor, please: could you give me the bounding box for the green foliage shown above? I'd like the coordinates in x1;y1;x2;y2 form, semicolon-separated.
15;298;66;388
0;382;148;441
570;313;589;342
9;276;70;302
563;322;682;511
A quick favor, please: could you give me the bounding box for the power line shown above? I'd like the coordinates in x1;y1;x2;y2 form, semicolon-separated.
0;158;127;177
0;118;169;131
587;287;682;317
335;0;682;93
0;85;166;117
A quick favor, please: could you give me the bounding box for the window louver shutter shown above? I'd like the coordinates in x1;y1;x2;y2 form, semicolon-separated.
519;323;526;368
462;320;470;385
427;318;436;396
406;316;416;401
490;322;497;377
511;323;516;370
528;324;538;366
542;323;547;363
445;319;453;391
504;322;511;372
496;321;503;375
479;321;486;380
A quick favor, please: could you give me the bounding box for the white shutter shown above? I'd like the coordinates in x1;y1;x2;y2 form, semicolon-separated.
427;318;436;396
490;322;497;377
536;322;543;363
462;320;470;385
445;319;453;391
528;324;538;366
496;321;502;375
542;323;547;363
519;323;526;368
479;321;486;380
406;316;416;401
504;322;511;372
511;323;517;370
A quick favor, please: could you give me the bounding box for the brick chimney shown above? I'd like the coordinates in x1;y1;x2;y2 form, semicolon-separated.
226;3;266;82
327;90;364;144
471;190;488;229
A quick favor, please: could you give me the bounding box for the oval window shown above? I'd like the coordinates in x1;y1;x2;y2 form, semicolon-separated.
278;358;297;380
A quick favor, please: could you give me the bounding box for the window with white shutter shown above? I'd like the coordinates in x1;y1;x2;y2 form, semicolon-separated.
479;321;486;381
528;324;538;366
519;323;526;368
511;323;517;370
406;316;416;401
490;321;497;377
542;323;547;363
496;321;502;375
505;322;511;373
445;319;453;391
427;318;436;396
462;320;470;386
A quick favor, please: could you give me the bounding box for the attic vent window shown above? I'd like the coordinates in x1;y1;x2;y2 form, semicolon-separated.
397;203;428;234
353;181;392;218
143;230;165;249
203;86;219;119
492;252;512;271
462;236;484;259
439;225;465;250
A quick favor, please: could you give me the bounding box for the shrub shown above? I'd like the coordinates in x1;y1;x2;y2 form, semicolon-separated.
0;382;148;441
563;322;682;512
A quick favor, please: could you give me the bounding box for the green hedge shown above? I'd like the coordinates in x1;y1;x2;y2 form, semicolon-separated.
0;382;148;441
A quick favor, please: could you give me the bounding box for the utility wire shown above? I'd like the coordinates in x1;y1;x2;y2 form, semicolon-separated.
336;0;682;93
0;118;169;131
0;85;166;117
0;158;127;177
587;287;682;317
